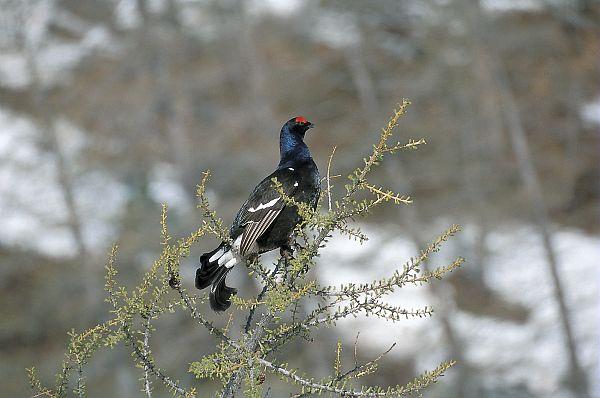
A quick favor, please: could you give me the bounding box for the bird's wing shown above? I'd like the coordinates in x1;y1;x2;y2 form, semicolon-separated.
234;168;298;256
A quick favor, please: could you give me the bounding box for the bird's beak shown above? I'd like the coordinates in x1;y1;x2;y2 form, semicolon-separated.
307;122;315;129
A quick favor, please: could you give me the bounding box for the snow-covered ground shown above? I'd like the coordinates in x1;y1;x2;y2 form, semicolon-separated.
318;224;599;397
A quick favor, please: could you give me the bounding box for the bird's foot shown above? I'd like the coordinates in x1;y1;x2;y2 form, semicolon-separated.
246;253;259;265
280;245;294;260
293;241;307;252
168;274;180;289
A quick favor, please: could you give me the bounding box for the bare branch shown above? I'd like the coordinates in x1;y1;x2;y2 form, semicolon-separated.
142;318;153;398
261;357;454;397
362;183;412;205
326;146;337;211
123;326;192;398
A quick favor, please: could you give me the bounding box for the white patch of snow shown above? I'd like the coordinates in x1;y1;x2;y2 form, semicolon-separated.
73;170;129;252
115;0;142;30
55;117;89;159
248;0;303;16
0;53;30;89
148;162;192;211
312;12;359;48
147;0;168;14
481;0;543;13
581;96;600;126
35;42;90;85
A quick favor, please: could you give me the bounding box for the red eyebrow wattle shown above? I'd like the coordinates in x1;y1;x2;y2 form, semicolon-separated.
294;116;308;124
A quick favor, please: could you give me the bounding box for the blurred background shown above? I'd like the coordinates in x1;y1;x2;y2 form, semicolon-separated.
1;0;598;397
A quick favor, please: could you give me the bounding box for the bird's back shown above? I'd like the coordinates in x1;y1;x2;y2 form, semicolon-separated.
230;159;319;243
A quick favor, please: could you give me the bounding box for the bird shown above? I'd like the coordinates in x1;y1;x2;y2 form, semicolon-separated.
195;116;320;311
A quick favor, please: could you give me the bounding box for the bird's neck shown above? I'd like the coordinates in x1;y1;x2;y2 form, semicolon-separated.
278;129;311;169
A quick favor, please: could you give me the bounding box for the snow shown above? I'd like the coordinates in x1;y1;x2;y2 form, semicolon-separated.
481;0;543;13
317;223;600;397
33;30;115;86
0;53;30;89
73;170;130;251
115;0;142;30
581;96;600;126
249;0;304;16
0;3;116;90
148;162;193;212
311;12;360;48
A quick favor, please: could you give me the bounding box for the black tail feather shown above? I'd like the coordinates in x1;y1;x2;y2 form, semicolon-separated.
209;267;237;312
196;243;226;290
196;243;237;311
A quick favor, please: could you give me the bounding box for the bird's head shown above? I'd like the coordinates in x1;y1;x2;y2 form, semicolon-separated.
283;116;315;138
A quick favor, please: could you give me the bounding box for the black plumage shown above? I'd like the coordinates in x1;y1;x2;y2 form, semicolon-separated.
196;116;320;311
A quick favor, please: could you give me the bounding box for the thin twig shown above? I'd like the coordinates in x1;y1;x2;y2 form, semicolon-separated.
171;278;230;342
31;392;56;398
75;365;84;398
326;146;337;211
353;332;360;369
291;341;397;398
142;318;153;398
245;260;281;333
263;356;453;397
123;326;190;397
222;313;273;398
223;255;288;398
337;342;396;381
363;184;412;205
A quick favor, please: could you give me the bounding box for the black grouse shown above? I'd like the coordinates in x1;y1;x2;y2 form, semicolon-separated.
196;116;320;311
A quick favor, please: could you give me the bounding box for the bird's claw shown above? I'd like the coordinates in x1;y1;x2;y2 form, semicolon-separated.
280;245;294;260
293;241;306;252
168;274;180;289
